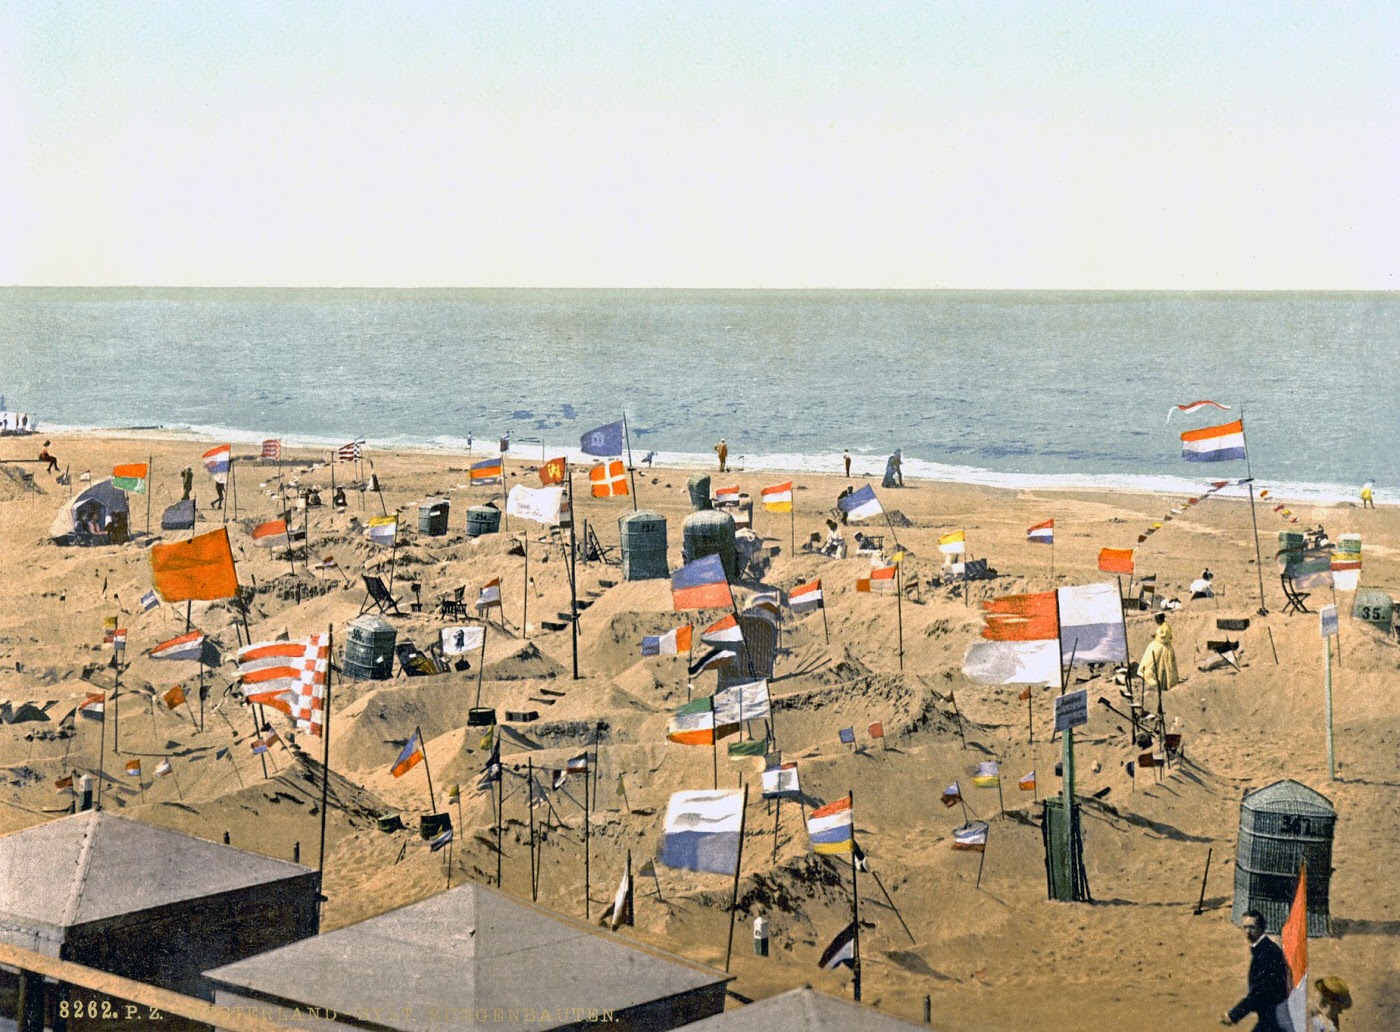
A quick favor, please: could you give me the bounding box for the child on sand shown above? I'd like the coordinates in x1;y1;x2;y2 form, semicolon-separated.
38;441;59;473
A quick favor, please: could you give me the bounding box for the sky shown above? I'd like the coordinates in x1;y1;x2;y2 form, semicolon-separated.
1;1;1396;289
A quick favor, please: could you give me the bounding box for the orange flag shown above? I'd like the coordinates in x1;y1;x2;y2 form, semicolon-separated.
162;685;187;710
1098;547;1135;575
150;528;239;602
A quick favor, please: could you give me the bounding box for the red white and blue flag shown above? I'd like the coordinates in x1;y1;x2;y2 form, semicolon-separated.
1027;519;1054;545
789;579;823;611
701;614;744;645
1180;419;1246;463
672;554;733;611
202;444;231;482
1168;399;1231;422
149;630;204;662
642;625;693;656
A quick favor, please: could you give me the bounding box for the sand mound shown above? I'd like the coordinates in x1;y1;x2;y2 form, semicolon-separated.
483;641;566;681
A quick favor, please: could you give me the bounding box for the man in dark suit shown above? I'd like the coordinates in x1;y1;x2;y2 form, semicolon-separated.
1223;909;1290;1029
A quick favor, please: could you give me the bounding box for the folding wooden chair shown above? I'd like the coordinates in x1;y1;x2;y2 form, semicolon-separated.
438;586;467;619
360;575;403;616
1280;574;1311;615
395;641;446;677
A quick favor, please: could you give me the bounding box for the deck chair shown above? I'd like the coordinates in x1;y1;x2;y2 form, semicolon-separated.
1280;574;1311;615
396;641;447;677
854;534;884;557
360;575;403;616
438;586;468;619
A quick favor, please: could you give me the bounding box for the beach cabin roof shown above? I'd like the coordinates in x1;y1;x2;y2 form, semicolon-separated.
685;986;927;1030
206;883;730;1031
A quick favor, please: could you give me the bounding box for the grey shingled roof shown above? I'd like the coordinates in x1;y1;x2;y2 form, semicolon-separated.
0;812;312;930
685;987;926;1031
1242;779;1335;816
207;884;729;1031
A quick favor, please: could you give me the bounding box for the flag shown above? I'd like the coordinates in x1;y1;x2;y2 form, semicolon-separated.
447;783;461;800
539;456;567;486
337;441;361;463
1019;771;1036;792
365;515;398;546
671;554;733;611
1281;865;1308;1032
747;591;781;615
1330;552;1362;592
479;742;502;789
507;484;565;525
1098;547;1134;574
112;463;149;494
701;614;745;645
161;685;187;710
261;439;282;461
667;697;738;746
818;922;858;970
103;616;117;641
140;590;159;612
125;759;142;777
953;821;989;851
728;739;766;759
761;481;793;512
478;726;495;751
429;826;455;852
79;470;91;482
856;565;897;593
251;737;270;755
838;484;882;522
1168;400;1231;421
714;679;771;724
440;626;485;655
868;722;884;739
498;435;510;453
55;775;74;790
838;727;855;745
659;789;745;874
589;460;629;498
972;761;1000;787
111;629;127;652
688;647;737;676
941;782;962;808
1018;686;1032;702
938;531;966;555
761;762;801;799
391;730;425;777
1027;519;1054;544
789;579;823;612
155;759;173;777
236;635;329;735
477;578;502;610
313;555;338;572
150;631;204;662
470;457;503;484
601;860;634;930
714;484;740;505
642;625;693;657
202;444;231;483
581;420;625;457
1137;751;1159;768
1180;419;1247;462
150;529;240;602
79;692;105;720
963;583;1128;685
807;796;853;854
566;753;589;774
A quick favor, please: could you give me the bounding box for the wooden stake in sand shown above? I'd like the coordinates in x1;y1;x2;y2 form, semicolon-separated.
1193;846;1213;916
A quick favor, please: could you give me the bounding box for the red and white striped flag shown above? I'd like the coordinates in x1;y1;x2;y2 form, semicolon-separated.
261;439;283;460
237;634;329;736
336;441;361;463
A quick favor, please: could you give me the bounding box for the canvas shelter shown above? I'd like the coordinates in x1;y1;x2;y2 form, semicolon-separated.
685;986;927;1030
0;812;319;1005
206;883;730;1031
715;614;778;692
48;479;130;546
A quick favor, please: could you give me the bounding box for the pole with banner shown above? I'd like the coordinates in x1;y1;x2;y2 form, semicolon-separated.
1053;683;1089;903
1320;604;1338;780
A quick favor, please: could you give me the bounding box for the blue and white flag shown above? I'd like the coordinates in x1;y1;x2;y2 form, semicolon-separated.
580;420;625;457
140;590;160;612
658;789;744;874
838;484;883;522
429;826;454;852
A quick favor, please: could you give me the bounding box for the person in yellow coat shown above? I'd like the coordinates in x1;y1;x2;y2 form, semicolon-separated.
1140;612;1180;690
1360;481;1374;509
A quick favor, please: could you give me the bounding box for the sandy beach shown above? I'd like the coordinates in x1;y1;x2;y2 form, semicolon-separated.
2;430;1397;1030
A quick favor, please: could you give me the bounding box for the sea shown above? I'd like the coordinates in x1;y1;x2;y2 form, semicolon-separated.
1;288;1394;503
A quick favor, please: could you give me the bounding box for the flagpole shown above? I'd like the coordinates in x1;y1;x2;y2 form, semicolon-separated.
723;783;750;972
895;562;905;673
417;724;438;813
96;699;107;810
583;761;591;920
1057;592;1076;901
528;758;538;900
1240;413;1269;616
475;622;489;708
146;453;152;537
224;455;231;526
850;788;862;1001
568;468;580;680
975;829;987;890
252;708;269;779
820;591;830;644
711;696;719;790
522;532;530;639
320;627;333;907
772;794;781;865
495;763;503;888
386;531;398;600
284;509;297;579
621;411;639;511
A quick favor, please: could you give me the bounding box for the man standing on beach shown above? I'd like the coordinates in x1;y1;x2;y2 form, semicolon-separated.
180;466;194;500
715;438;728;473
1223;910;1289;1030
844;449;851;478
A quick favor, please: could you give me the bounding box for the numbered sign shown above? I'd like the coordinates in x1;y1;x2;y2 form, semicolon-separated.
1054;689;1089;733
1319;604;1338;639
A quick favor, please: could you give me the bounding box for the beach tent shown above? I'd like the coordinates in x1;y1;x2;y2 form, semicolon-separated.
161;498;196;531
49;479;129;546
